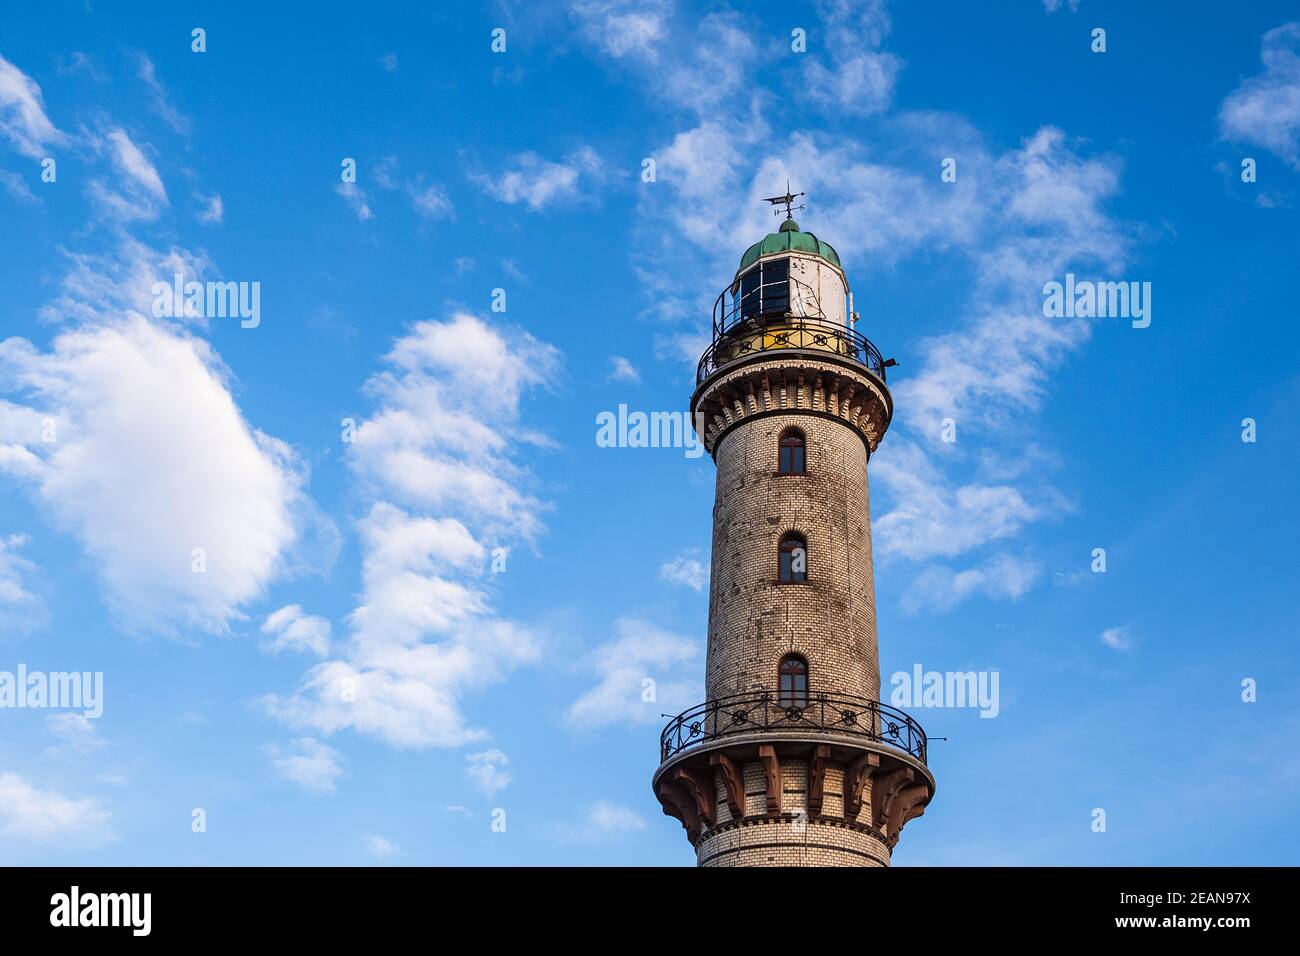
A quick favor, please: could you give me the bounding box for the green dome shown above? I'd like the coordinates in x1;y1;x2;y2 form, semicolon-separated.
738;221;842;273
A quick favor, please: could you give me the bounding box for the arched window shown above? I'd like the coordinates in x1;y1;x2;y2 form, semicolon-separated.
778;533;807;583
778;428;806;475
779;655;808;708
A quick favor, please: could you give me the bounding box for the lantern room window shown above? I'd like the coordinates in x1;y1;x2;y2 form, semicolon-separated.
737;258;790;324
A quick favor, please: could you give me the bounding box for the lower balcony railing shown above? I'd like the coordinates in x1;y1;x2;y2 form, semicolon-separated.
659;691;927;764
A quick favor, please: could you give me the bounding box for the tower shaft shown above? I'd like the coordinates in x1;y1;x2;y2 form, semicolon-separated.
652;219;934;867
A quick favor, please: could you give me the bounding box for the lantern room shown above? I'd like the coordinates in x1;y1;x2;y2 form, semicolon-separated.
699;217;890;387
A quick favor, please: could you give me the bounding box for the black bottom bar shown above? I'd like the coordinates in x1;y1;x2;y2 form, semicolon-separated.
0;866;1285;941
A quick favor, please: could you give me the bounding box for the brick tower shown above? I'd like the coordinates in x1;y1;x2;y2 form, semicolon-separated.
652;197;935;866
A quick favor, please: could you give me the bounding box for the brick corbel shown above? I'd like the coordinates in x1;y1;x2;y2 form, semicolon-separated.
808;745;831;814
843;752;880;819
758;744;782;818
673;766;717;829
656;779;702;844
709;752;745;820
870;767;915;834
883;784;930;847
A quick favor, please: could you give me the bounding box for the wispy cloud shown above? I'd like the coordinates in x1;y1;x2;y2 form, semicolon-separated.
554;800;646;843
367;834;399;857
0;54;65;158
659;551;706;592
1100;625;1133;652
607;355;640;383
105;128;167;202
465;749;510;797
901;553;1039;614
569;4;759;114
0;531;44;633
473;147;603;211
567;618;699;728
196;192;223;224
267;737;345;794
1219;22;1300;169
0;168;36;203
0;772;112;844
803;0;901;117
335;181;373;221
135;53;190;134
261;604;332;656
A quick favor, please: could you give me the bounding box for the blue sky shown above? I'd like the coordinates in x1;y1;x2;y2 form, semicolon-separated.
1;0;1298;866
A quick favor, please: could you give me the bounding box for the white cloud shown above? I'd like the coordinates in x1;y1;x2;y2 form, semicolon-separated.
804;0;901;117
567;618;699;728
465;749;510;797
1100;626;1133;652
335;181;373;221
570;0;670;60
0;531;44;633
0;772;112;843
474;147;603;211
1042;0;1081;11
0;316;310;636
661;13;759;112
45;714;107;760
196;193;223;225
84;129;169;223
408;182;454;220
555;800;646;842
0;168;36;203
261;604;332;656
367;834;399;857
380;53;398;73
267;737;345;794
901;554;1040;613
570;5;759;114
135;53;189;134
35;235;212;327
659;552;706;592
0;55;65;158
265;314;556;749
105;128;167;202
1219;23;1300;169
871;440;1041;561
607;355;639;383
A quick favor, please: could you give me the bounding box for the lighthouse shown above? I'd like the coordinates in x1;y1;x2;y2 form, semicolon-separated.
652;192;935;866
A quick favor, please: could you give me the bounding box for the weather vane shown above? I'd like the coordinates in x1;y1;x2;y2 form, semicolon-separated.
763;180;805;220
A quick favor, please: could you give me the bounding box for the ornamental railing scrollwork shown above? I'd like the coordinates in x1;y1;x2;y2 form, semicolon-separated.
659;692;928;765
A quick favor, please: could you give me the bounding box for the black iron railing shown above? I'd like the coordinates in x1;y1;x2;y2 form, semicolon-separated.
697;319;888;386
713;271;814;338
659;691;927;764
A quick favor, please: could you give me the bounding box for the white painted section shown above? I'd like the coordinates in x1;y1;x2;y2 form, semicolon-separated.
785;253;848;328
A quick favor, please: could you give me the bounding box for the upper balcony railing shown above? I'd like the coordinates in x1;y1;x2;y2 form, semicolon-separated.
659;691;928;764
699;271;888;386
